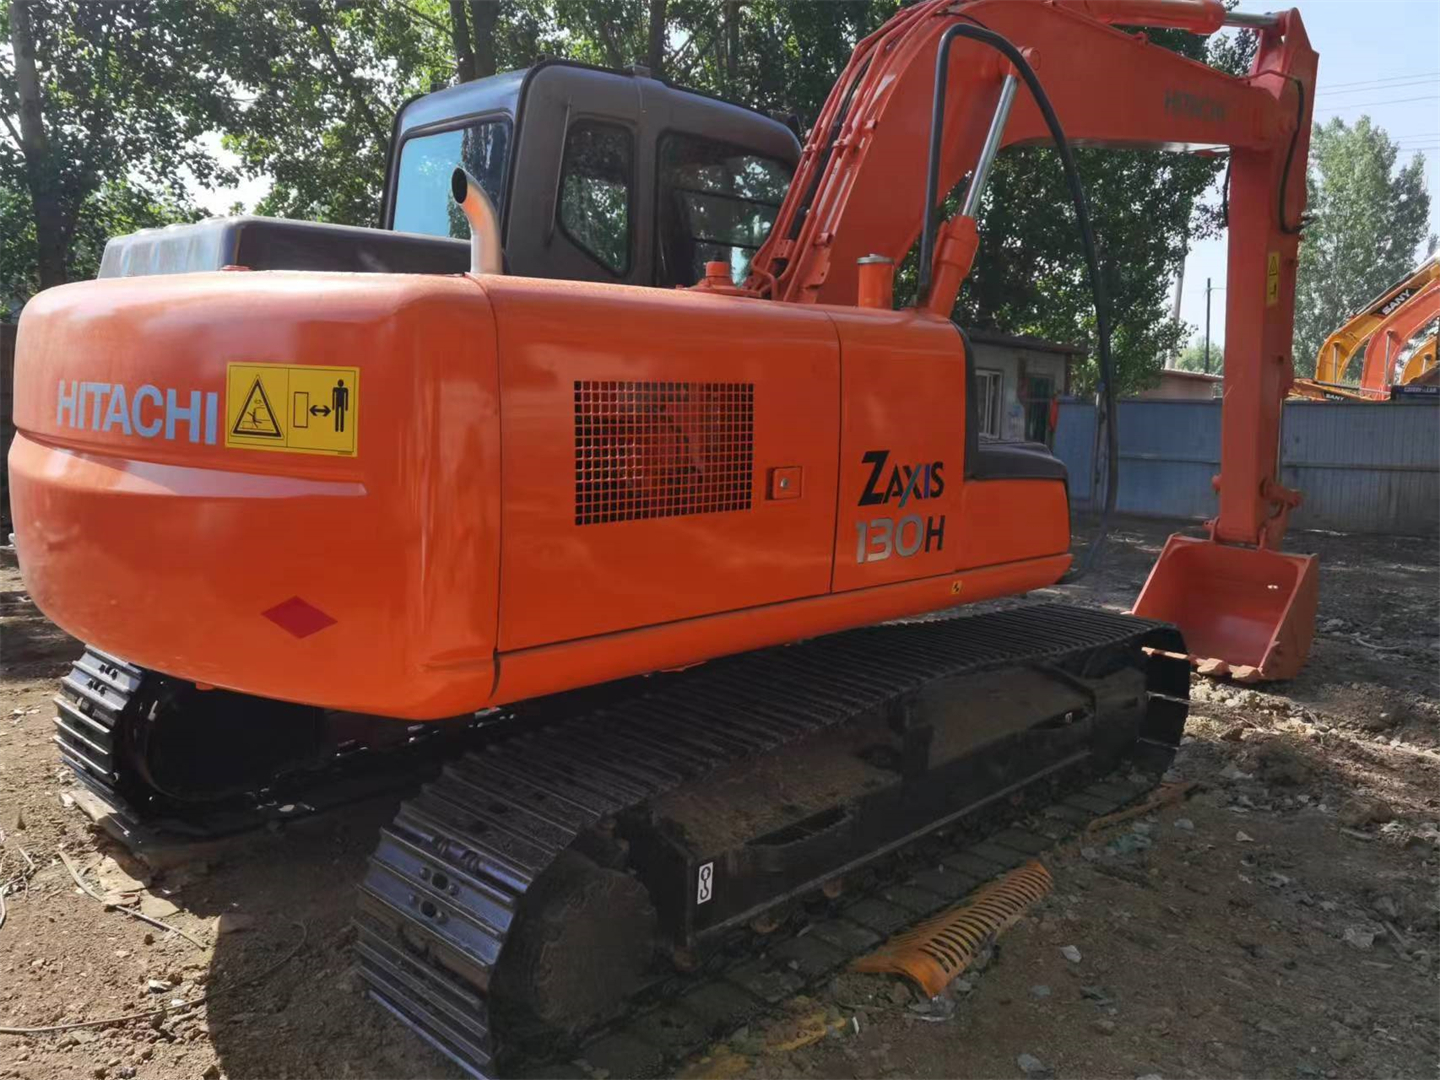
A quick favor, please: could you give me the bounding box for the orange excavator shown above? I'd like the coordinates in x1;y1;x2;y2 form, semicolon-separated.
8;0;1316;1073
1292;254;1440;401
1357;277;1440;395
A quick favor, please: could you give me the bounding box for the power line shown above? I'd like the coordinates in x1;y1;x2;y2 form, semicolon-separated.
1315;95;1439;113
1319;70;1438;90
1317;73;1440;96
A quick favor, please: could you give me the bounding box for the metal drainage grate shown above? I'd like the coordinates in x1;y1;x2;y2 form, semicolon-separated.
852;861;1053;996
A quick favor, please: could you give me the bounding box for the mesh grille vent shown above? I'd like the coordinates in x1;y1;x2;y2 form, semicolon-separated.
574;380;755;525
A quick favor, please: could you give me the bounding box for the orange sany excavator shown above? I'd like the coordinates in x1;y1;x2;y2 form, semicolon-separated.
1357;276;1440;395
8;0;1314;1073
1292;253;1440;401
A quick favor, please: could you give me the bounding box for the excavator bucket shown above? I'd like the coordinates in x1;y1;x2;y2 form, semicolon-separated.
1133;534;1318;682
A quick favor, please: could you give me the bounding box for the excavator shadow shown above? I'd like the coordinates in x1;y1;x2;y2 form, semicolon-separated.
156;795;466;1079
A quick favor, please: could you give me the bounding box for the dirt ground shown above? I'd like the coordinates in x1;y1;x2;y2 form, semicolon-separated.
1;516;1436;1080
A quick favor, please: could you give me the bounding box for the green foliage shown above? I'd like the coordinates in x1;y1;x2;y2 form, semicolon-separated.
0;177;204;310
219;1;574;227
711;0;898;120
1;0;236;300
1173;336;1222;374
0;183;37;313
1292;117;1435;378
217;0;450;227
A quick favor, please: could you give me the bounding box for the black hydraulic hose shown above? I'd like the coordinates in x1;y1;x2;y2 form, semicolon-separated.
1277;75;1306;235
918;23;1118;580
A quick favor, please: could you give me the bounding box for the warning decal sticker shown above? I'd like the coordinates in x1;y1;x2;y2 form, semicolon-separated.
232;377;283;439
225;363;359;457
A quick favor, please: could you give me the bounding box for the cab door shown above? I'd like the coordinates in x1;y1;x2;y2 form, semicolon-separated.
503;66;655;286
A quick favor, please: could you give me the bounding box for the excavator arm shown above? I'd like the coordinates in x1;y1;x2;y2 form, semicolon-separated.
1358;277;1440;394
749;0;1319;679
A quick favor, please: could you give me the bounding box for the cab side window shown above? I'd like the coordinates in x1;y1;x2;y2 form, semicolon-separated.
558;122;633;276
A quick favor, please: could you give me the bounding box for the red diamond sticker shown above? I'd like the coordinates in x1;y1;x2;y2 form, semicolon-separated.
262;596;337;639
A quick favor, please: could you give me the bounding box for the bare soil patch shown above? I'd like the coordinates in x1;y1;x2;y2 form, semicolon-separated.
1;517;1435;1080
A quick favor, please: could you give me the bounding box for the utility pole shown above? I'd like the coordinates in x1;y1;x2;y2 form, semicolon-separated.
1166;259;1185;369
1204;277;1212;374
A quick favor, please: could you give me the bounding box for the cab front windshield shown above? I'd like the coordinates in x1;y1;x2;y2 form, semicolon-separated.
392;119;511;238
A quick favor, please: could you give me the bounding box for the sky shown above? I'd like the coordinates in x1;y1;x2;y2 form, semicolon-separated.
1178;0;1440;349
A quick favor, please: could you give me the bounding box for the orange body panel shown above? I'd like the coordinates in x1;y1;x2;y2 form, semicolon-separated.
10;273;503;717
830;311;965;592
492;555;1069;703
10;271;1071;719
486;279;841;651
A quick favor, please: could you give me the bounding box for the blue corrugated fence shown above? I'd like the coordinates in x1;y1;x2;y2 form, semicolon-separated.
1055;397;1439;536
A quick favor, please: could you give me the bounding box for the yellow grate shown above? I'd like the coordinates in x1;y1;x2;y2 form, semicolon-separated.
852;861;1053;996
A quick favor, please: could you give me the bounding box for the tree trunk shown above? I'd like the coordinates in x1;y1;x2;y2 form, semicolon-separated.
725;0;740;92
469;0;497;79
8;0;67;289
449;0;476;83
645;0;666;77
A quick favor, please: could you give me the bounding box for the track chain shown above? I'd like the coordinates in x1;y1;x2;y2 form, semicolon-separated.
353;604;1187;1077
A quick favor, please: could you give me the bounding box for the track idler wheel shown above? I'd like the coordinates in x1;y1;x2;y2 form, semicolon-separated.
493;851;657;1035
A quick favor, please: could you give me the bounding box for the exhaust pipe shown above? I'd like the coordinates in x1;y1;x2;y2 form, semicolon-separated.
450;167;503;276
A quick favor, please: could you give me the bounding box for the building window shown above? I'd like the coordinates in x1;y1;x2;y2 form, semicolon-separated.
976;368;1003;439
559;122;633;275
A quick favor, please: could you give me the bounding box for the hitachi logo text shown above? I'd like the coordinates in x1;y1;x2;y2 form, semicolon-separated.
56;380;219;444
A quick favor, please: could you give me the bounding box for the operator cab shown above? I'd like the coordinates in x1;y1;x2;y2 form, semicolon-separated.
385;60;800;288
98;61;800;289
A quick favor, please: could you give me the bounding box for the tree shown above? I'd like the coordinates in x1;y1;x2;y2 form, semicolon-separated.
220;0;564;228
1173;336;1222;374
1292;117;1434;378
682;0;898;123
1;0;235;295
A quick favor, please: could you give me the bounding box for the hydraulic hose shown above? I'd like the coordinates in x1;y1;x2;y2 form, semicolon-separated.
919;22;1118;579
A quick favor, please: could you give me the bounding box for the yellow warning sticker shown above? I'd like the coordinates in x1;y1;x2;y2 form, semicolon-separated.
225;363;358;457
1266;252;1280;307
